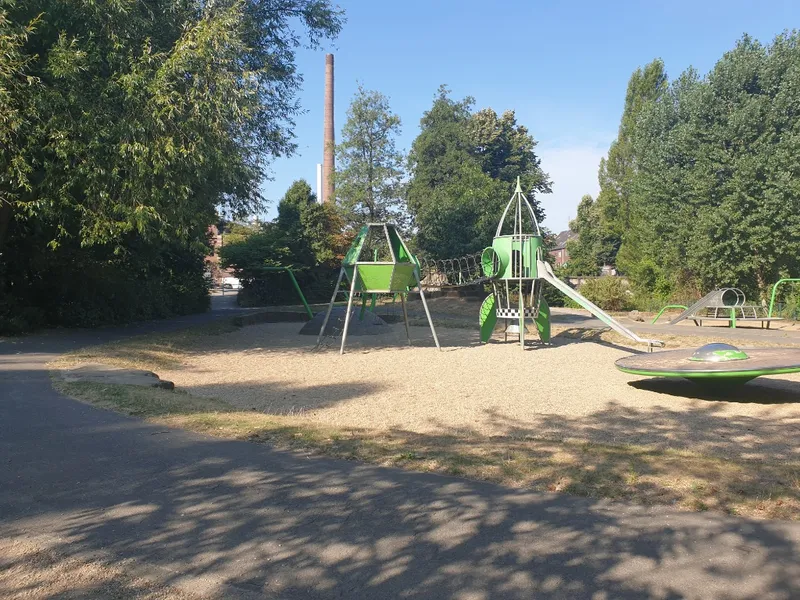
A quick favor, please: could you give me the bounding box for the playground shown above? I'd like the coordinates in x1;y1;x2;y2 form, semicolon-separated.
54;309;800;519
138;319;799;460
48;182;800;521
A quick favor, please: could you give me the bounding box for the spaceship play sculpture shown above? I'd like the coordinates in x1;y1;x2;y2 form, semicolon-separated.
478;178;662;350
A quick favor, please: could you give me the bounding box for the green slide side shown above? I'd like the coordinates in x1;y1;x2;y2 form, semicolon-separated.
479;293;497;343
535;297;550;343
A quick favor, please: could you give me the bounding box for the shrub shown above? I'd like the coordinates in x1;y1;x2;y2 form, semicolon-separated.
237;267;339;307
577;277;633;311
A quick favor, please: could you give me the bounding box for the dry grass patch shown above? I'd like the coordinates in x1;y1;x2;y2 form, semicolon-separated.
51;320;241;372
55;381;800;521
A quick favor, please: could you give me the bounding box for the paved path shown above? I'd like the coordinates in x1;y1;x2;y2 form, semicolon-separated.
2;300;800;599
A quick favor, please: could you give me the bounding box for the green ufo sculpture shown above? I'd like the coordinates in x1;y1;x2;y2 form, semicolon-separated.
615;343;800;385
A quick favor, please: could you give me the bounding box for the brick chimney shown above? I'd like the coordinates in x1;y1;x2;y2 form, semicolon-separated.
322;54;335;203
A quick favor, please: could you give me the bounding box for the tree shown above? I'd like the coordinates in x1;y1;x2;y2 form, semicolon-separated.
0;3;38;250
407;86;551;258
2;0;343;249
562;195;604;276
221;179;344;274
622;33;800;300
277;179;343;267
468;108;550;224
595;59;668;267
336;85;407;230
0;0;344;331
220;179;346;306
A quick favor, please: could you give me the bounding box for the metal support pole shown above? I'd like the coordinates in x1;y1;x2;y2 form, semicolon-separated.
340;265;360;355
399;292;411;345
315;268;345;348
284;268;314;320
414;271;441;350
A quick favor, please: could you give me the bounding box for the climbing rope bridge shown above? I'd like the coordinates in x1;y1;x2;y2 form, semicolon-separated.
417;252;489;289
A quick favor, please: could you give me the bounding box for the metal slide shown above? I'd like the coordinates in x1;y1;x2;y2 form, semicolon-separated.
667;289;742;325
537;260;663;349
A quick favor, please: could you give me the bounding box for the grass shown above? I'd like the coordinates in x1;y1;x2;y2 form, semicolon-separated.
52;319;242;371
54;379;800;521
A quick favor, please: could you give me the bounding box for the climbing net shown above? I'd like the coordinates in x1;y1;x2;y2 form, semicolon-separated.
417;252;488;289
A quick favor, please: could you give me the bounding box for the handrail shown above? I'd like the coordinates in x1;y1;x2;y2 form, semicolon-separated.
768;278;800;318
651;304;688;324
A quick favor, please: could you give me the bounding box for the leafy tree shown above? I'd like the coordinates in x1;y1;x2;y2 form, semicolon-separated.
468;108;550;224
336;85;407;229
562;195;604;275
407;86;551;258
623;33;800;300
277;179;343;267
220;179;345;306
595;59;668;266
0;0;343;331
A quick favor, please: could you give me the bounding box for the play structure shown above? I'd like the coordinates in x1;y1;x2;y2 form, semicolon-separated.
653;288;783;329
477;179;662;350
615;342;800;386
315;223;439;354
311;179;662;352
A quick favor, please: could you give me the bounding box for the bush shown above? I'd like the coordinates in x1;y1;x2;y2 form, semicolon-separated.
237;267;339;307
577;277;633;311
0;229;210;335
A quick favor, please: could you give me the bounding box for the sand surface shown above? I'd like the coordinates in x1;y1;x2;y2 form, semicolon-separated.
162;322;800;462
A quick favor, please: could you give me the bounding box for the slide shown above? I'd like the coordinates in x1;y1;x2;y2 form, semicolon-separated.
537;260;663;349
667;289;739;325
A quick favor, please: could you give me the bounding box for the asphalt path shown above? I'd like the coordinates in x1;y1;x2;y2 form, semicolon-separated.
1;297;799;598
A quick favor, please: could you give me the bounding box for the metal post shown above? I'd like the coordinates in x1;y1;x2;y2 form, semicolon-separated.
414;271;440;350
340;264;360;355
315;268;345;348
768;278;800;318
517;188;524;349
399;292;411;345
285;267;314;320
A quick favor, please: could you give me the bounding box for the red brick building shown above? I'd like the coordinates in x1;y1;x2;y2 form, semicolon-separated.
549;229;577;267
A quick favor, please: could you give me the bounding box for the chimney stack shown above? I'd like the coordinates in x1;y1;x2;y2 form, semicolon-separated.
322;54;335;203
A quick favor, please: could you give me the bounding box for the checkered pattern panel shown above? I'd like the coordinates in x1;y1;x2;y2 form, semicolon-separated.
496;307;538;318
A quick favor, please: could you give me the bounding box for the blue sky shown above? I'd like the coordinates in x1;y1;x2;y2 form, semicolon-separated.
261;0;799;233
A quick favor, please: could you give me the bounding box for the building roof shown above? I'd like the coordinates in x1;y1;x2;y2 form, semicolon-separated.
551;229;577;251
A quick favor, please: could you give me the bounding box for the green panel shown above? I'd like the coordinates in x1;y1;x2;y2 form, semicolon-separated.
490;236;542;279
356;264;394;291
389;263;417;291
343;226;369;266
479;294;497;343
481;247;499;278
491;237;512;279
535;297;550;343
527;237;542;278
387;226;413;263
